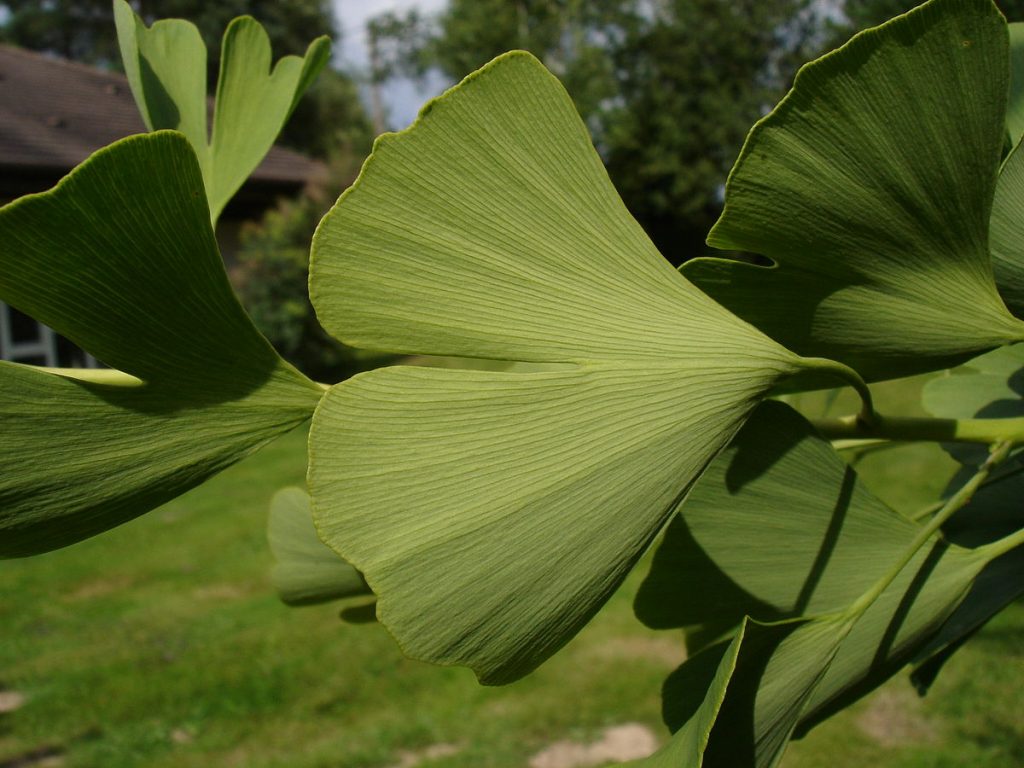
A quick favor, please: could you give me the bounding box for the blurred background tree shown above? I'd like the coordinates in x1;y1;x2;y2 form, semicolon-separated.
834;0;1024;42
231;152;394;384
367;0;825;263
368;0;1024;262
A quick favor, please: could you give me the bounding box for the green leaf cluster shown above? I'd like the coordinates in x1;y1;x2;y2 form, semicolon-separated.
113;0;330;223
3;0;1024;764
0;131;322;556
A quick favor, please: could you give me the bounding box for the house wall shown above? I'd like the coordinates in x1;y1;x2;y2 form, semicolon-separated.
0;301;98;368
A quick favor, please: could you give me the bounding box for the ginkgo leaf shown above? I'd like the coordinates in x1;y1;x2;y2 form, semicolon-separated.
268;486;368;606
307;51;820;684
0;132;322;557
114;1;209;177
1007;22;1024;143
623;629;744;767
989;139;1024;315
637;402;999;757
921;343;1024;470
114;0;330;224
909;546;1024;693
207;17;330;220
692;565;981;768
635;402;919;644
683;0;1024;381
922;344;1024;420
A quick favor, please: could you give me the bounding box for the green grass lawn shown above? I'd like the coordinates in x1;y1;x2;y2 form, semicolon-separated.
1;376;1021;767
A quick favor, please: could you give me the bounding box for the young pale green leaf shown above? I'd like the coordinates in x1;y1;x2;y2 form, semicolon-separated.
114;0;208;169
309;51;809;684
990;140;1024;315
0;132;322;557
637;402;997;754
684;0;1024;381
114;0;330;224
268;486;369;606
208;17;330;220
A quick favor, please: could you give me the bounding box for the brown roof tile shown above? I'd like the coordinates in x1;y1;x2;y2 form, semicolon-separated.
0;44;321;186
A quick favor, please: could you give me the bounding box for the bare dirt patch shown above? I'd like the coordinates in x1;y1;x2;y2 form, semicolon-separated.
64;576;133;601
385;742;460;768
191;583;251;601
0;690;25;714
0;744;65;768
856;687;940;748
528;723;658;768
585;636;685;668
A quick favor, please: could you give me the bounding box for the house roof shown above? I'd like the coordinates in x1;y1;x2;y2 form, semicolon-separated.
0;44;323;208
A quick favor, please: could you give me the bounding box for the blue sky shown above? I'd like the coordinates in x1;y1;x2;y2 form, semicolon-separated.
332;0;449;128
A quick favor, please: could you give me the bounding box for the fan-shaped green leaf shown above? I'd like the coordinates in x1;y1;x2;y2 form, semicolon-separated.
0;132;322;557
1007;22;1024;143
308;52;812;684
638;402;1000;757
635;402;920;642
114;0;330;224
268;486;368;606
623;630;743;767
684;0;1024;381
989;140;1024;315
207;17;330;220
909;546;1024;693
114;1;208;171
921;343;1024;466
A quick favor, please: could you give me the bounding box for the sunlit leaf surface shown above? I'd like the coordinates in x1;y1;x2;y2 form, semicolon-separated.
684;0;1023;380
0;133;321;557
989;139;1024;316
641;402;1003;765
309;52;809;684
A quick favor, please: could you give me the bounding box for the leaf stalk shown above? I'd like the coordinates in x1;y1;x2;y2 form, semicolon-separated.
797;357;876;425
812;414;1024;445
847;441;1012;616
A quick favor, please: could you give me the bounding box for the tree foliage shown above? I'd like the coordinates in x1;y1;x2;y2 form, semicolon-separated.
838;0;1024;34
602;0;822;261
231;151;382;382
370;0;826;260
